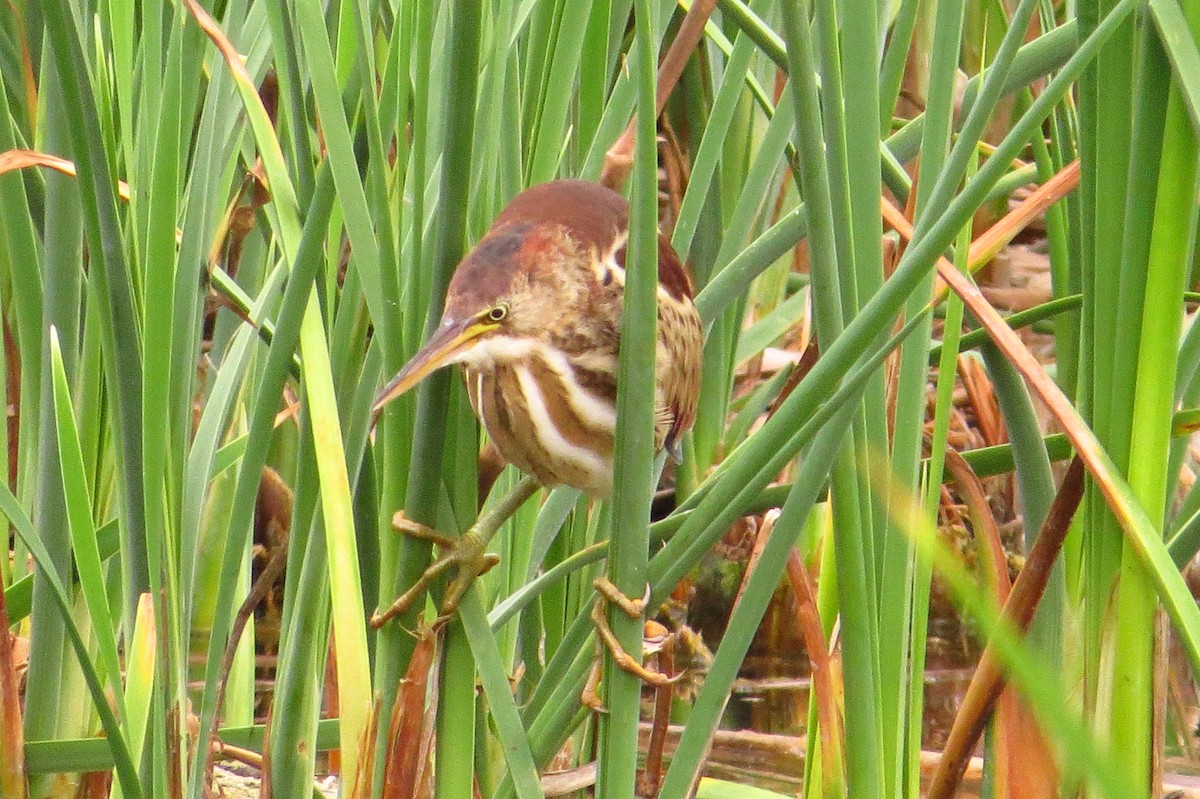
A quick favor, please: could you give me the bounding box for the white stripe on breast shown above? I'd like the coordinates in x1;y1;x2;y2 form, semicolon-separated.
538;348;617;433
514;363;610;476
459;335;616;434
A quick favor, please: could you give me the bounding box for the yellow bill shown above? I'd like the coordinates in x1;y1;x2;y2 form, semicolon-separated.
372;315;495;418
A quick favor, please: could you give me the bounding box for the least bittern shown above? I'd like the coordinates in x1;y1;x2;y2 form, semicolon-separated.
370;180;703;653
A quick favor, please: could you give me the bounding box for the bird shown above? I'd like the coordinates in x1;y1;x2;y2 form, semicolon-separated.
370;179;703;634
373;179;703;496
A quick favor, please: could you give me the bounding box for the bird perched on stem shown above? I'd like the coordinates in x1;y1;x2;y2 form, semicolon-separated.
370;179;703;638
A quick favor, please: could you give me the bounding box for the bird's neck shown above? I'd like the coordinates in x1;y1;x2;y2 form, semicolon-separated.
454;335;543;371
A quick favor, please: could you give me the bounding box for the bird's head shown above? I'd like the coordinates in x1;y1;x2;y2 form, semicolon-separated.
372;180;627;418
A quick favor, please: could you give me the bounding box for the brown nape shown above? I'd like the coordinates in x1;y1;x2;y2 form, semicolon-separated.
657;233;696;300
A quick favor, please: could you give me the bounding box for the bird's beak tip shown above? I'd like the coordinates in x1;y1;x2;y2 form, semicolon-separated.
372;353;438;415
370;369;417;419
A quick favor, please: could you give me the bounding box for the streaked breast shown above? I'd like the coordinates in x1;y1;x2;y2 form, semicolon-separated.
465;348;617;497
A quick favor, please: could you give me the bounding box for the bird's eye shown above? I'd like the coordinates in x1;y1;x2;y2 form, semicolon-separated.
487;304;508;322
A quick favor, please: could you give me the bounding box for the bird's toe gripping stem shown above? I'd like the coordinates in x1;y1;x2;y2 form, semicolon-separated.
369;512;500;629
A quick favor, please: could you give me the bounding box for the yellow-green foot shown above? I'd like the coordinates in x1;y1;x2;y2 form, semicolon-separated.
370;512;500;629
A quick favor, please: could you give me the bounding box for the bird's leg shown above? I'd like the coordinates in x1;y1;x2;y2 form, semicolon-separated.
371;475;542;629
589;578;681;688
